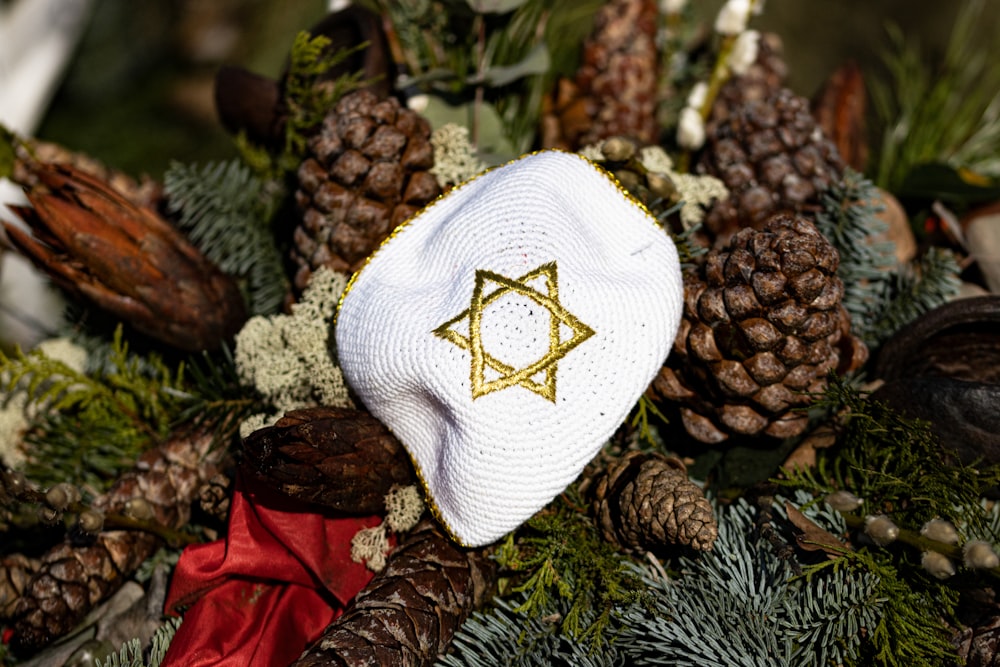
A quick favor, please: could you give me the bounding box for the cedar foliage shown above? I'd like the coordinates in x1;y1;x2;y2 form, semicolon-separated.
0;329;183;492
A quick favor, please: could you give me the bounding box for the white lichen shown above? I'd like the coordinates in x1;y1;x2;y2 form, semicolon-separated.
671;171;728;228
385;484;425;533
234;267;353;424
350;524;391;572
429;123;488;188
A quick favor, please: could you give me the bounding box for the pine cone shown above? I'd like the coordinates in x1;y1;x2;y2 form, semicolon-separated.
695;87;844;247
241;406;416;514
593;451;716;552
652;214;868;443
541;0;659;150
292;89;441;290
1;555;40;619
292;520;496;667
709;32;788;123
3;161;246;352
9;426;224;655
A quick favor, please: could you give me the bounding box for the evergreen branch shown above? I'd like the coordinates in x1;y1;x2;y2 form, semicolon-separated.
95;616;182;667
863;246;961;348
164;159;287;316
1;329;186;492
493;487;650;646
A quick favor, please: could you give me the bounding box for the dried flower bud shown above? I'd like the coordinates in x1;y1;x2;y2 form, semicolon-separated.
77;509;105;534
963;540;1000;570
44;483;81;511
863;514;899;547
646;172;678;201
824;490;863;512
920;518;959;545
601;137;636;163
659;0;688;14
714;0;751;35
124;497;155;521
2;469;29;498
921;550;956;579
677;107;706;150
38;506;61;524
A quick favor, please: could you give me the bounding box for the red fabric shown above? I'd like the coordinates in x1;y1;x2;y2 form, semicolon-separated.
161;475;381;667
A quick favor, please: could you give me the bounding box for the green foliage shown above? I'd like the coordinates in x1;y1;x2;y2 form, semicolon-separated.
1;329;184;492
282;32;367;169
437;595;629;667
369;0;604;152
863;246;961;348
95;617;182;667
780;376;1000;539
164;159;287;316
869;0;1000;192
493;487;650;645
620;496;882;667
813;169;896;348
814;169;960;349
0;123;16;180
803;550;958;667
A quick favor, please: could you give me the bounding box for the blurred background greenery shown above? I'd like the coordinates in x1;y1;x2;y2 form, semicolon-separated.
28;0;1000;179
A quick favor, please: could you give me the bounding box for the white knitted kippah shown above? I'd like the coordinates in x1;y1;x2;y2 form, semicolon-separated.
336;150;683;547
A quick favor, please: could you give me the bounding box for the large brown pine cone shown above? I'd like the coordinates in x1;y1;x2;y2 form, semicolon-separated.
9;427;224;655
652;214;867;443
240;406;416;514
293;520;496;667
593;451;716;552
695;87;844;247
292;89;441;290
541;0;659;150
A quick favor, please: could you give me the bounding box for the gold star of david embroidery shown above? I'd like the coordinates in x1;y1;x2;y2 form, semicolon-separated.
433;261;595;402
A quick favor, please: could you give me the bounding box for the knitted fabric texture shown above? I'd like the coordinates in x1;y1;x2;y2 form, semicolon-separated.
336;150;683;547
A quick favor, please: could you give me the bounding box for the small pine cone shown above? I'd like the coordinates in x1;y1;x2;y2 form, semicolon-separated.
292;89;441;290
198;472;234;522
241;406;416;514
9;426;224;655
292;520;496;667
1;555;40;619
594;451;716;552
652;214;867;443
696;87;844;247
541;0;659;150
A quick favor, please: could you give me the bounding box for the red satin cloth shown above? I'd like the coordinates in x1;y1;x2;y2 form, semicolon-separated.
161;476;380;667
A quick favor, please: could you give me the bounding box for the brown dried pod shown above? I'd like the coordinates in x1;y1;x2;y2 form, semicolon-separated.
811;61;869;173
872;295;1000;467
1;554;40;619
593;451;717;552
9;426;224;656
241;406;416;514
292;520;496;667
3;162;246;352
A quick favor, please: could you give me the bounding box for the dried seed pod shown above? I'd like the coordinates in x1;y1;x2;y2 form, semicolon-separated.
593;451;717;552
1;555;40;619
292;520;496;666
